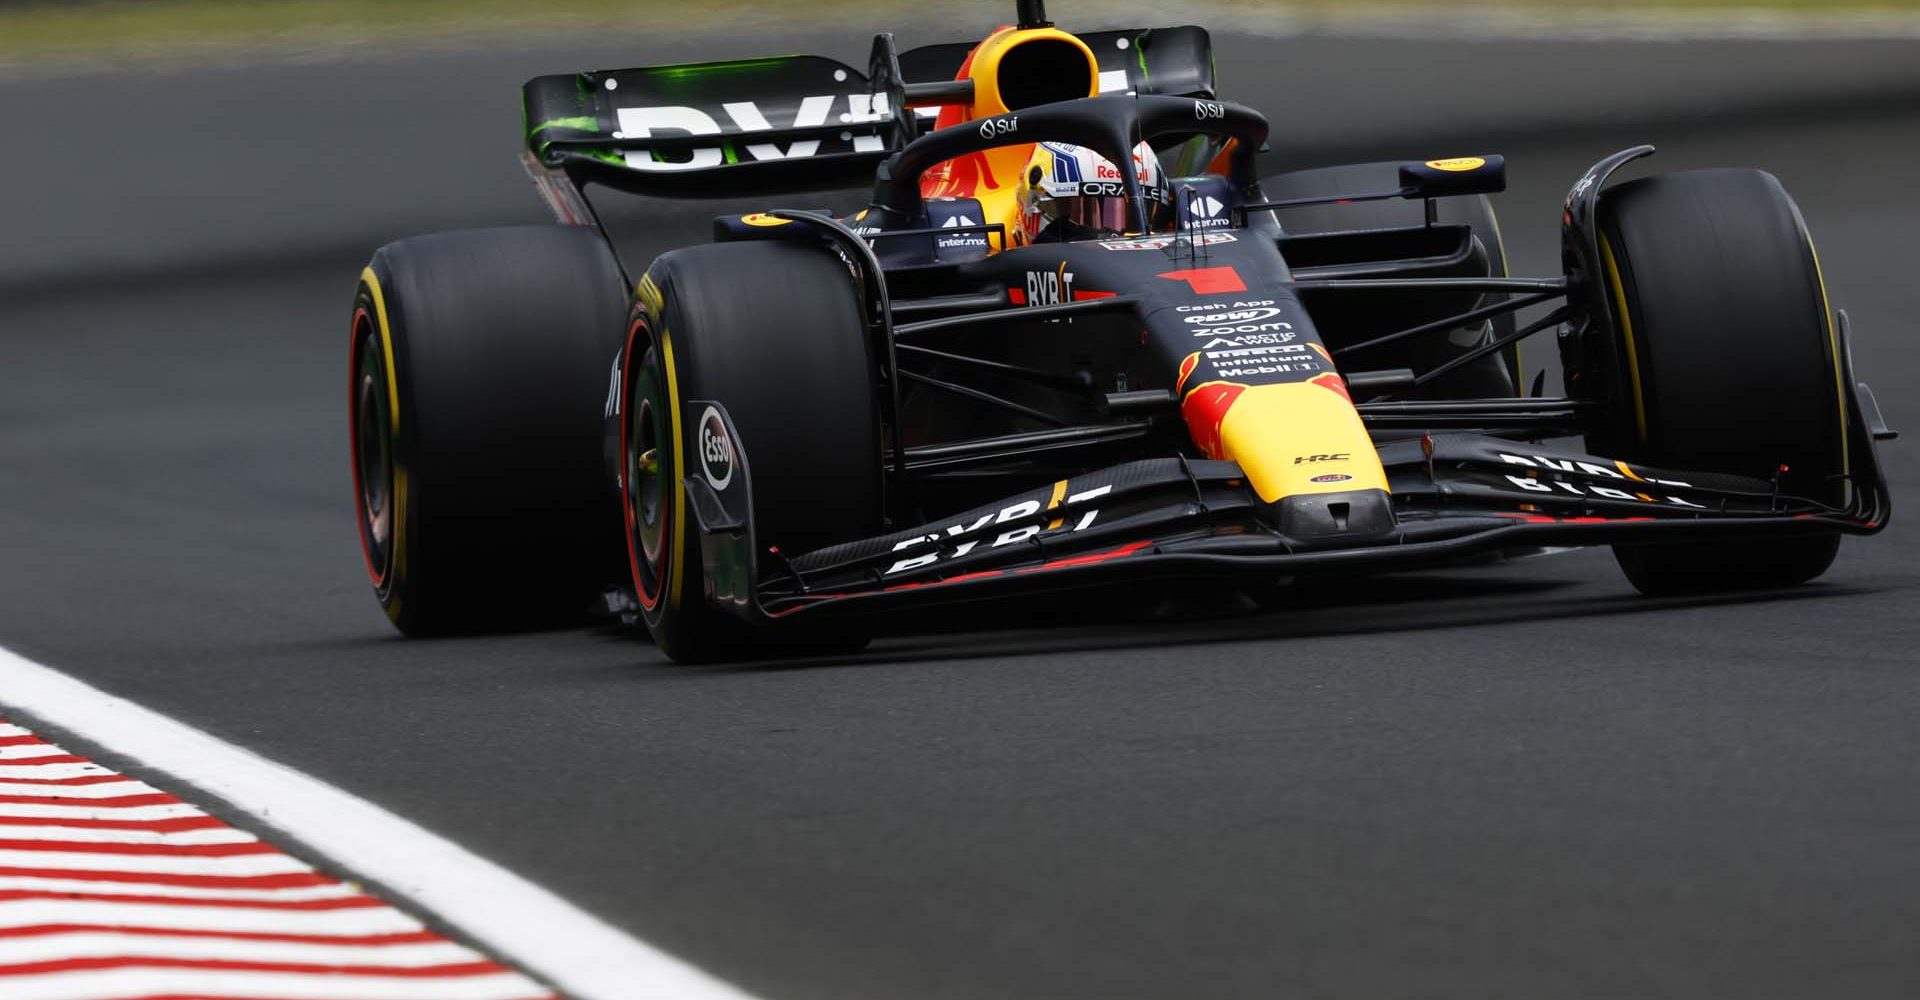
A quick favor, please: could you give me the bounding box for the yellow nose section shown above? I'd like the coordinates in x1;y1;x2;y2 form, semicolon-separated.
1181;375;1390;503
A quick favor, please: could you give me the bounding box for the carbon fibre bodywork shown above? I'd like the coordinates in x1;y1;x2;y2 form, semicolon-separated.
681;290;1890;623
517;9;1893;629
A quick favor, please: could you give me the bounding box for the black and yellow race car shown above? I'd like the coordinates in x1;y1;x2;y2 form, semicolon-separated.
349;0;1894;661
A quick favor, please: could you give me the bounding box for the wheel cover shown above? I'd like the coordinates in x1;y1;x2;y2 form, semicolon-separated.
624;332;671;611
351;314;396;590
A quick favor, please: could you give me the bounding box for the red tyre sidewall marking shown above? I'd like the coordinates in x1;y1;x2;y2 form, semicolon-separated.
621;314;666;613
348;304;388;591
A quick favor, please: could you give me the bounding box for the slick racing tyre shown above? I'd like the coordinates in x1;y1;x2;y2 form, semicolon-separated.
622;240;884;663
350;226;628;635
1595;169;1846;595
1259;161;1518;397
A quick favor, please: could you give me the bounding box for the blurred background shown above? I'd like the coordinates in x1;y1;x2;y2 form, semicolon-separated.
2;4;1918;998
6;0;1920;304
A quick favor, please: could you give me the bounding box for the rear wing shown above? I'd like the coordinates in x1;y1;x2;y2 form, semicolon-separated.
521;26;1215;203
894;26;1215;106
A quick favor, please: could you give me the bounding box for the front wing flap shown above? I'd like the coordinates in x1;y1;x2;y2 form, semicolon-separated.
738;428;1887;620
703;311;1891;620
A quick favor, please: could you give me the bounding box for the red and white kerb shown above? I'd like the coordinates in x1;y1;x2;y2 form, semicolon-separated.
0;717;556;1000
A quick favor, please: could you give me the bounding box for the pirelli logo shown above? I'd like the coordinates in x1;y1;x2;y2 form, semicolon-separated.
1204;345;1307;360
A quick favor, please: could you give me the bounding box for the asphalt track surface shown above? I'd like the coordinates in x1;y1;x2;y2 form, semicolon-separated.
3;24;1919;1000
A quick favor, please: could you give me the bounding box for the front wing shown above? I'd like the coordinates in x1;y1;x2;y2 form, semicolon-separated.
690;411;1890;623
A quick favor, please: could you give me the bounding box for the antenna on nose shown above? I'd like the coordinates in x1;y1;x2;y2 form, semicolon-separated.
1016;0;1051;28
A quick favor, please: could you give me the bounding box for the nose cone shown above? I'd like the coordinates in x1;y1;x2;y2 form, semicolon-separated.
1182;377;1391;504
1268;488;1398;546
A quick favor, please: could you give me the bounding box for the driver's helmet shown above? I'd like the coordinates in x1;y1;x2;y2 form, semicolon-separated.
1021;141;1169;241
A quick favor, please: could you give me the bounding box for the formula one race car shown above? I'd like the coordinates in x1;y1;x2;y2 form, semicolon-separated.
349;0;1893;660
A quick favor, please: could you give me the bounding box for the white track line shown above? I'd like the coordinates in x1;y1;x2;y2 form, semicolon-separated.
0;898;425;935
0;875;359;901
0;803;203;821
0;780;162;799
0;849;310;877
0;746;66;761
0;763;117;780
0;824;258;845
0;931;484;967
1;967;547;1000
0;645;759;1000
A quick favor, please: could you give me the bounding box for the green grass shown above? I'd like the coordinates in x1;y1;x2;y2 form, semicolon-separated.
4;0;1917;63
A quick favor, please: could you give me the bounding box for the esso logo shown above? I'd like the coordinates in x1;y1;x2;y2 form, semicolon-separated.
1194;100;1226;120
696;406;735;490
1184;307;1282;325
978;116;1019;140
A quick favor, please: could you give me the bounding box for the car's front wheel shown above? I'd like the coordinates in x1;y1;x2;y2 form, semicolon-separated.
1594;169;1848;594
622;239;885;662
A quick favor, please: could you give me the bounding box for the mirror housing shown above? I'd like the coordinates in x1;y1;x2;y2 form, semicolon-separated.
1400;155;1506;199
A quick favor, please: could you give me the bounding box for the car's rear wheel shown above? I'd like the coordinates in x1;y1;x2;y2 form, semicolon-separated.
1259;161;1518;397
350;226;628;635
623;240;884;662
1594;169;1846;594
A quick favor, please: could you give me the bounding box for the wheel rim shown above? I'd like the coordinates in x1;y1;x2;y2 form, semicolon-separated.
351;313;396;589
624;331;670;610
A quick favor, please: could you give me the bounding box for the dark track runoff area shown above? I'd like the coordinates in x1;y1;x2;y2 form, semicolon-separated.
3;25;1918;1000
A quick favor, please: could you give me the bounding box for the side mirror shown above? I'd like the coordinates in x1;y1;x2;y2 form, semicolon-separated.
1400;155;1506;199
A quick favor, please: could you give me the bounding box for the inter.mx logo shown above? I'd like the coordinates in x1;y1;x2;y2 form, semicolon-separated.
1185;194;1230;229
614;95;886;172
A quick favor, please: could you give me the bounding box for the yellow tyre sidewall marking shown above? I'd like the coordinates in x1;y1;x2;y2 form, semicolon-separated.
1805;238;1851;491
1600;230;1849;493
360;267;401;429
634;273;690;612
1597;234;1649;446
358;266;408;610
660;330;688;611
